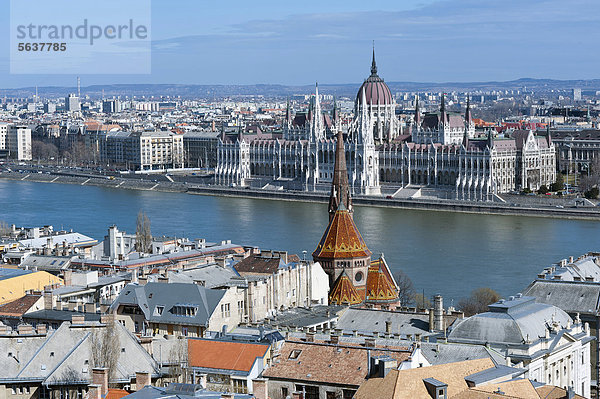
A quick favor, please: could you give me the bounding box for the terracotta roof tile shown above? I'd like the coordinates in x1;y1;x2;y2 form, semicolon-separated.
0;294;42;317
187;339;269;372
263;341;410;387
313;208;371;260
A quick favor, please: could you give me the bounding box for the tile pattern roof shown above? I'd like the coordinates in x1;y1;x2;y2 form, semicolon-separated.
329;271;362;305
313;207;371;260
263;340;410;387
187;339;269;373
365;258;399;304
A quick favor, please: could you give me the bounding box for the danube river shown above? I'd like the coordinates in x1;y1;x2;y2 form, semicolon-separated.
2;179;599;304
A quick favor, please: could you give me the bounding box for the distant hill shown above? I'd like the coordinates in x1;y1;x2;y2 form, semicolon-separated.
2;78;600;100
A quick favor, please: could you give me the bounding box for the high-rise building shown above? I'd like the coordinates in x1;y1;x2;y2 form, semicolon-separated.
43;102;56;113
7;125;32;161
573;88;582;101
65;93;80;112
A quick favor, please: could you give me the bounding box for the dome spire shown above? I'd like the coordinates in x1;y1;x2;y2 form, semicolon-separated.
371;41;377;76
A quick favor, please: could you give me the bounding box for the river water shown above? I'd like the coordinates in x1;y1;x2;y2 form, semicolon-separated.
2;179;599;304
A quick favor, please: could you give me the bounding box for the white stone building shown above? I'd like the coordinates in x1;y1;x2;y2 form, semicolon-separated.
215;51;556;200
447;295;592;397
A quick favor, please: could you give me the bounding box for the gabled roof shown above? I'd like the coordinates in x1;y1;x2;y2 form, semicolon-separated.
187;339;269;373
329;271;362;305
1;321;158;383
313;207;371;260
365;257;399;304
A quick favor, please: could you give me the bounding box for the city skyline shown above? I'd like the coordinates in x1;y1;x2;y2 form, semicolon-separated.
1;0;599;88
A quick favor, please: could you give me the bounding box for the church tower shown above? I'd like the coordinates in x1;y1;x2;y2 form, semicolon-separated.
328;130;352;222
313;131;371;293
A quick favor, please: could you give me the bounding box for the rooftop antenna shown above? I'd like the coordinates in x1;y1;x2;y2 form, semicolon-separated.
35;86;38;102
77;76;81;98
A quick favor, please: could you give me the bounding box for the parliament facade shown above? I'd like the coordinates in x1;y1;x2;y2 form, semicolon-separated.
215;51;556;201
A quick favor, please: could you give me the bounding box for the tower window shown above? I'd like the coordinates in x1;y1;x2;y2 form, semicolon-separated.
355;271;363;282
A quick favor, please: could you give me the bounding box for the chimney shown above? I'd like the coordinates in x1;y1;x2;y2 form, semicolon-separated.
252;378;268;399
84;303;96;313
43;291;54;310
138;276;148;286
428;310;434;332
88;384;102;399
17;324;34;335
291;392;303;399
330;334;339;345
385;320;392;334
305;332;315;342
135;371;151;391
92;368;109;397
100;314;115;325
64;270;73;286
71;315;85;325
434;295;444;332
36;324;47;335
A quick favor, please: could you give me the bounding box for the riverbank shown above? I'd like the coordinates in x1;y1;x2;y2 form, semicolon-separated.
2;170;600;220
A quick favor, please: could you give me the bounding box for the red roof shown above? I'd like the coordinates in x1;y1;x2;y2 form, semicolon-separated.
104;389;129;399
188;339;269;372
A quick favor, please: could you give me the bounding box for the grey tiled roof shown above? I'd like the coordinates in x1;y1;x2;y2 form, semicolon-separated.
111;282;226;327
523;280;600;315
123;384;253;399
448;296;571;346
336;308;434;338
0;321;158;383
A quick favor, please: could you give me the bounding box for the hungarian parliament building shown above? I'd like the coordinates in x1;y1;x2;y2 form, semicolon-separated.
215;51;556;201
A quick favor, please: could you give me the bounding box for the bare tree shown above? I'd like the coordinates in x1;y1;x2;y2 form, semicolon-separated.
0;220;11;237
414;293;431;309
89;318;121;383
168;338;188;383
394;270;415;307
135;211;152;253
458;287;501;317
32;140;59;161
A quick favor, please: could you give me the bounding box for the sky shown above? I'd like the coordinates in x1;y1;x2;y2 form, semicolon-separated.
0;0;599;88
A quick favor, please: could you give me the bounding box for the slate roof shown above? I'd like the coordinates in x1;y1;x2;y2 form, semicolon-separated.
418;342;505;366
19;255;71;273
0;321;158;384
123;384;253;399
262;305;343;329
448;296;571;346
523;280;600;315
187;339;269;373
168;264;244;288
336;307;433;338
263;340;410;387
23;310;102;323
110;283;226;327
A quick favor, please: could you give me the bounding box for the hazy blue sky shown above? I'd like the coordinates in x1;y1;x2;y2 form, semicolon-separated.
1;0;599;88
